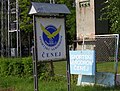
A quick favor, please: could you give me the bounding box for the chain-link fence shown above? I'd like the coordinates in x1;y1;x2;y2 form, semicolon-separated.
74;34;119;86
95;34;119;74
76;34;119;74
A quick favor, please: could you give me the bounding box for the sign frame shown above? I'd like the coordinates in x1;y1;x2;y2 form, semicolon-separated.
35;17;66;62
29;2;71;91
33;15;70;91
69;50;95;75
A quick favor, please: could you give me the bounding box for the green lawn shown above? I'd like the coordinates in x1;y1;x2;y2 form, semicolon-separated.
0;61;120;91
97;61;120;73
54;61;67;75
54;61;120;75
0;76;120;91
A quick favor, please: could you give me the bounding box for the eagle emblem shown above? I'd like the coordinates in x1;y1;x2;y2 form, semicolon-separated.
40;23;61;47
40;23;61;39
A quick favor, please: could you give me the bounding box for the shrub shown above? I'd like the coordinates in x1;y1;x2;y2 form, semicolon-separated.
0;57;47;78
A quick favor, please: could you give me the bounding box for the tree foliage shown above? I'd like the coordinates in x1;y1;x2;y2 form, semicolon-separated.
100;0;120;33
19;0;32;32
19;0;49;32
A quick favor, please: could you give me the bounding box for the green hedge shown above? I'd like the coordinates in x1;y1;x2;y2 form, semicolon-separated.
0;57;46;78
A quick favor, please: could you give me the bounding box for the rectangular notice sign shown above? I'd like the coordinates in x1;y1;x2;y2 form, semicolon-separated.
70;50;95;75
35;17;66;61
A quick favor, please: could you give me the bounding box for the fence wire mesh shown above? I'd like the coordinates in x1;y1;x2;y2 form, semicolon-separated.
95;34;119;74
95;35;116;62
76;34;119;74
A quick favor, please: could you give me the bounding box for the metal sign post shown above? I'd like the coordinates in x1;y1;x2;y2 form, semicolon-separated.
29;2;70;91
114;34;119;86
67;45;71;91
64;15;71;91
33;15;38;91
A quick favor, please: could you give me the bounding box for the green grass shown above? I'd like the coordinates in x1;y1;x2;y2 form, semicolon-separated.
54;61;67;75
0;76;120;91
0;76;34;91
39;80;67;91
97;62;120;73
53;61;120;75
0;61;120;91
0;77;120;91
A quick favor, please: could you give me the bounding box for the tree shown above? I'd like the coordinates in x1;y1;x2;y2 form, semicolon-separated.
19;0;50;32
100;0;120;33
54;0;76;44
19;0;50;56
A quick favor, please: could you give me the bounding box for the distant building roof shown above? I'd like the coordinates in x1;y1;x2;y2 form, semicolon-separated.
29;2;71;15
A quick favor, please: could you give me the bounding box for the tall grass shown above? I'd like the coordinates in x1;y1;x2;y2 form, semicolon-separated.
0;58;120;91
0;76;120;91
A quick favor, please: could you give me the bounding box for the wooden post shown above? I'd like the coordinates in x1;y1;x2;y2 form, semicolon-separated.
50;60;55;77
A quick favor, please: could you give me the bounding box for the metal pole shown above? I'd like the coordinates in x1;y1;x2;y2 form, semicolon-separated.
115;34;119;86
16;0;19;57
1;0;4;57
18;6;22;58
19;30;22;57
50;60;55;77
64;15;70;91
67;45;70;91
33;15;38;91
4;0;7;57
8;0;10;57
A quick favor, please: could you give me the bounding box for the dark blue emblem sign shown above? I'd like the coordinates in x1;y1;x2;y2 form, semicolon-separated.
43;25;59;47
40;24;61;47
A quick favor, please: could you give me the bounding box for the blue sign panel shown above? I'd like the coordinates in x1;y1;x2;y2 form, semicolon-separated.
70;50;95;75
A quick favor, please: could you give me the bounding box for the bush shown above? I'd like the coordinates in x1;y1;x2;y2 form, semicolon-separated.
0;57;47;78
